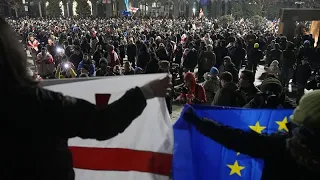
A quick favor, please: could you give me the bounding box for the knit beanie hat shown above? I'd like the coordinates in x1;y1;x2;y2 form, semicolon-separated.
260;77;283;93
209;67;219;76
291;90;320;129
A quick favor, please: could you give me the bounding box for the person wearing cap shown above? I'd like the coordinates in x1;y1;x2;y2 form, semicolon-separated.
203;67;220;104
247;42;263;74
134;67;143;74
244;77;296;108
183;90;320;180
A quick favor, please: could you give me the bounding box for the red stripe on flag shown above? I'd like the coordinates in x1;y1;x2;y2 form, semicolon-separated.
70;147;172;176
95;94;111;107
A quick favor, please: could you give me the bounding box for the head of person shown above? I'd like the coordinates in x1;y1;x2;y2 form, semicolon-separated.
108;45;115;53
303;40;310;48
99;58;108;69
271;40;276;47
208;67;219;78
184;72;196;89
270;60;279;67
301;58;308;65
207;44;213;52
291;90;320;129
48;38;54;45
188;42;194;49
223;56;232;66
124;61;131;72
260;77;283;98
159;43;165;49
83;53;90;62
220;72;233;87
140;43;148;52
113;65;121;74
0;18;38;88
29;34;34;41
74;46;81;55
288;90;320;168
159;60;170;72
41;47;47;55
274;43;280;50
239;70;255;88
134;67;143;74
97;44;103;51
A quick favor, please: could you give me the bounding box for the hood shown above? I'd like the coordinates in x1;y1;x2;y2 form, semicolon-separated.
287;126;320;172
184;72;196;91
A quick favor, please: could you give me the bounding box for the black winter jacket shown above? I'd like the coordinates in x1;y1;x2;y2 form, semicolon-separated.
1;86;147;180
187;116;320;180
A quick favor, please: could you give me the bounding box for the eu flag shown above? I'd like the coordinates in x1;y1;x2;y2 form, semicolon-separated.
173;105;293;180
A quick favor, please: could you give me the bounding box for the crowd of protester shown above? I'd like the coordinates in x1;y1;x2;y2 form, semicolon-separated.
6;17;320;115
3;15;320;180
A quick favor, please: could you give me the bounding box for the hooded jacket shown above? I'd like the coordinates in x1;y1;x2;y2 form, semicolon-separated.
179;72;206;104
212;82;246;107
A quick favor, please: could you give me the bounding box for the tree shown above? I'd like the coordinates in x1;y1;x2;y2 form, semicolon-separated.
46;0;62;17
2;0;22;17
230;1;242;20
218;15;235;28
76;0;91;17
250;15;265;30
241;1;262;19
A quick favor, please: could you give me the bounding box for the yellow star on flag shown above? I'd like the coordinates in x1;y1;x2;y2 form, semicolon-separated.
276;117;289;132
249;121;266;134
227;160;245;176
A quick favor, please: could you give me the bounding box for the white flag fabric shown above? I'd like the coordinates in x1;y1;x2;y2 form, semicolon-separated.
130;7;139;13
44;74;173;180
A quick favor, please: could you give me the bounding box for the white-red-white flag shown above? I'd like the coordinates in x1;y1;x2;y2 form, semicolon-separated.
45;74;173;180
130;7;139;13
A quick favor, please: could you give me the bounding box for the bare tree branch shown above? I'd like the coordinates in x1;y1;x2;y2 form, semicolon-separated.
4;0;22;9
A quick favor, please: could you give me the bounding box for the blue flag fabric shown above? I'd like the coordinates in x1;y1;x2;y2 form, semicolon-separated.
200;0;208;5
121;10;131;16
173;105;293;180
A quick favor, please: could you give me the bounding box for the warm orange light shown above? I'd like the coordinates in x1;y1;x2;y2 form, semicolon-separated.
309;21;320;47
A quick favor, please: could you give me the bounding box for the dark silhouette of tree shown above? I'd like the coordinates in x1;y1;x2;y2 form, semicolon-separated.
2;0;22;17
76;0;91;17
46;0;62;17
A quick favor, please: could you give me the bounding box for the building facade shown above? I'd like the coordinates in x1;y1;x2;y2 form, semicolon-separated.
1;0;318;18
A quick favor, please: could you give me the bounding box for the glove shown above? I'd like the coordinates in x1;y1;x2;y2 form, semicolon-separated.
183;106;201;125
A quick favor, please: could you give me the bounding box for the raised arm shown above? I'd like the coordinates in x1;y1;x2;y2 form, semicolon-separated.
38;75;170;140
184;108;288;159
